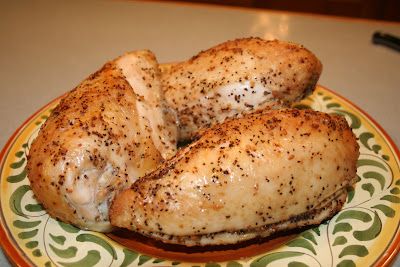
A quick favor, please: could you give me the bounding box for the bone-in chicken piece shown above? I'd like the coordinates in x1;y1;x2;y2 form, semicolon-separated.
161;38;322;141
27;50;177;232
110;109;359;246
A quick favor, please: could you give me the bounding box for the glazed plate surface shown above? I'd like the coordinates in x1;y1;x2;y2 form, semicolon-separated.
1;86;399;267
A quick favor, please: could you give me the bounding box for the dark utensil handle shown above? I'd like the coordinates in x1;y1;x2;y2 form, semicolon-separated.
372;32;400;52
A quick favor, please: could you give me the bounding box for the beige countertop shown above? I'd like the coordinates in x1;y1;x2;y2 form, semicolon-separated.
0;0;399;266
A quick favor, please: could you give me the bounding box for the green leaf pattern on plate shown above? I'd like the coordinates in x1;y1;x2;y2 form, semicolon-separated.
1;89;399;266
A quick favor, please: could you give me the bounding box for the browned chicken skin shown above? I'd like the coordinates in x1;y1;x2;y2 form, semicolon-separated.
110;109;359;246
161;38;322;140
27;38;354;246
27;51;177;232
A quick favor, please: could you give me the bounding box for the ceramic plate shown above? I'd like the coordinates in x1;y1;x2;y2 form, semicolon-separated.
1;86;399;267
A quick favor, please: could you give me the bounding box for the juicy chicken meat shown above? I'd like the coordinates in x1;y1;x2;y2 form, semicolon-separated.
27;50;177;232
110;109;359;246
161;37;322;141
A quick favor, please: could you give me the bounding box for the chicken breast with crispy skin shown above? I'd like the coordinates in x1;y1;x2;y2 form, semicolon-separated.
27;50;177;232
110;109;359;246
161;37;323;141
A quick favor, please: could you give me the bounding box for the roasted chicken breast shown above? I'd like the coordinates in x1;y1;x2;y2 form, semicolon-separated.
27;50;177;232
161;38;322;141
110;109;359;246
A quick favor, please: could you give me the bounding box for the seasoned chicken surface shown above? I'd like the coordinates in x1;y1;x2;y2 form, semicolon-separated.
110;109;359;246
161;38;322;141
27;50;177;232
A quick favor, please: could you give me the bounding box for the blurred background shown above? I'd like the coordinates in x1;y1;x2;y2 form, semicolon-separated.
155;0;400;22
